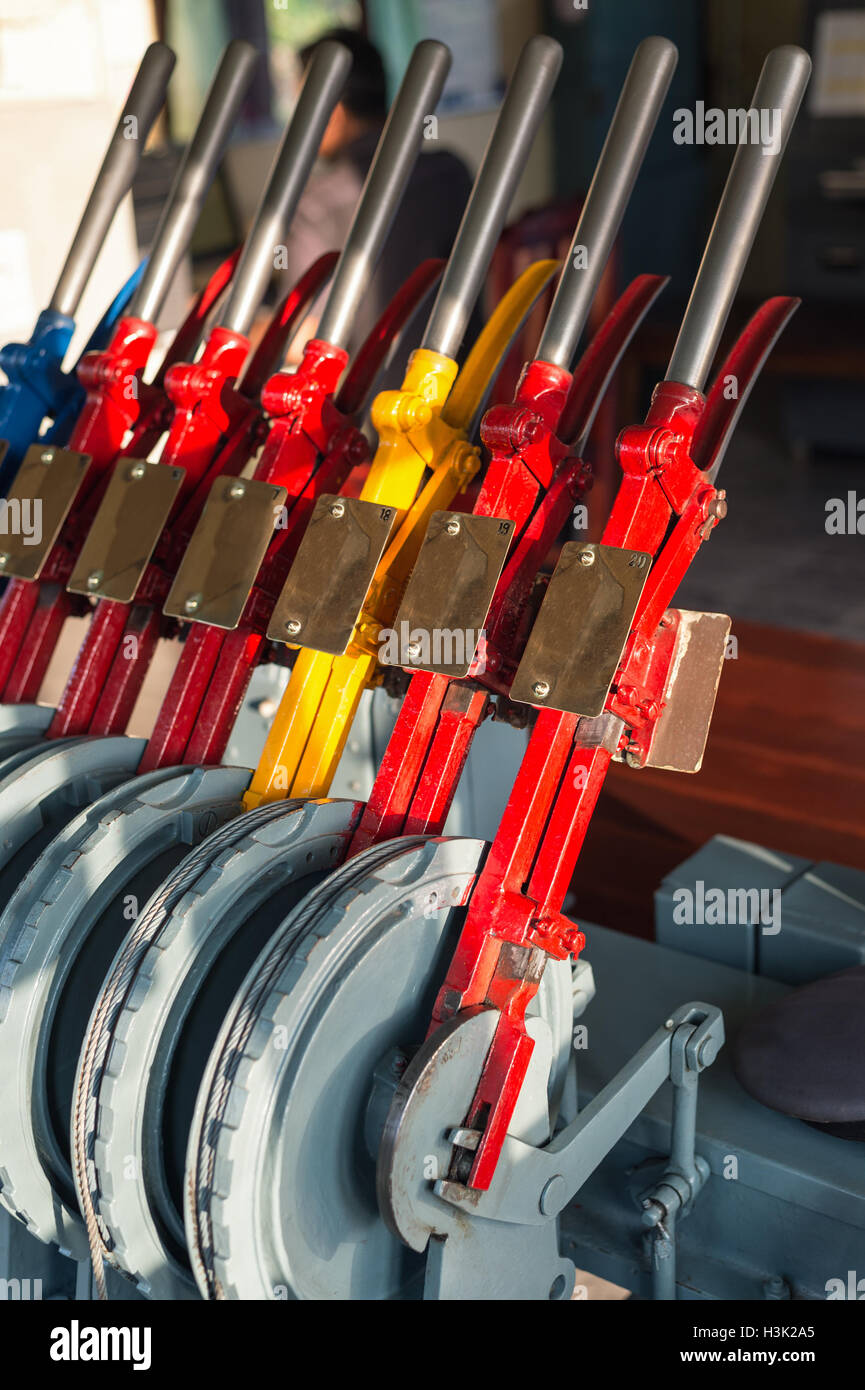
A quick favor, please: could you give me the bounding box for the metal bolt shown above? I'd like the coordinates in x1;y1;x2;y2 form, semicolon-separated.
532;680;550;699
40;450;54;464
86;571;103;591
129;462;147;480
330;500;345;518
762;1274;791;1301
539;1174;567;1217
229;480;246;499
697;1036;720;1068
579;548;595;567
406;640;421;661
285;618;302;637
664;1018;675;1030
445;518;461;536
0;554;8;568
641;1198;666;1228
184;593;202;614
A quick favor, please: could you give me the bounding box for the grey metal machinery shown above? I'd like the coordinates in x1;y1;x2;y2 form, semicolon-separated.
5;32;857;1311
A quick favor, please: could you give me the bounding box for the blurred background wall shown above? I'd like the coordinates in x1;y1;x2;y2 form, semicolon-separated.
0;0;158;355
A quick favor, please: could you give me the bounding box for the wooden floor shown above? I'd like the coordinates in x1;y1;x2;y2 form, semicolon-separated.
571;620;865;939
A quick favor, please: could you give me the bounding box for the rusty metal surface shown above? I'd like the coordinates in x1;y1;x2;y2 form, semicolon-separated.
0;444;90;580
268;494;396;653
164;476;287;628
68;459;185;601
511;542;651;716
645;609;731;772
388;511;515;677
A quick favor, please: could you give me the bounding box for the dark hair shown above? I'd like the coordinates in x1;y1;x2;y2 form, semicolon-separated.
299;27;387;123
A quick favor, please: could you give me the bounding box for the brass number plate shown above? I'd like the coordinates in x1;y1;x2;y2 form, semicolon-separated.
385;511;515;677
511;542;652;715
644;610;731;772
68;459;186;601
0;444;90;581
164;476;287;629
268;494;396;653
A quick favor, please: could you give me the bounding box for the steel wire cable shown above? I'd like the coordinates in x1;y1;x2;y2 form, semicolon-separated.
187;836;432;1298
71;796;310;1299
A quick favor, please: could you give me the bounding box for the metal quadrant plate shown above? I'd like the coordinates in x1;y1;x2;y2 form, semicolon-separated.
387;511;515;677
511;541;652;716
268;494;396;653
0;444;90;580
164;476;287;629
645;610;731;772
67;459;186;601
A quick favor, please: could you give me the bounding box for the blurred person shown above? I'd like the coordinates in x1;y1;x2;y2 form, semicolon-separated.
282;27;475;359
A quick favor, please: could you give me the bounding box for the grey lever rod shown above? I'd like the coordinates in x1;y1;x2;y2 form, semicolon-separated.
421;34;563;360
130;39;258;325
665;45;811;392
316;39;452;351
536;36;677;371
220;40;352;337
49;42;176;318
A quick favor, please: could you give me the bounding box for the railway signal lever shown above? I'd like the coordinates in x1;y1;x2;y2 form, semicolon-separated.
237;34;565;811
376;45;812;1295
140;37;456;771
40;38;354;741
354;35;679;855
0;39;258;708
0;42;176;482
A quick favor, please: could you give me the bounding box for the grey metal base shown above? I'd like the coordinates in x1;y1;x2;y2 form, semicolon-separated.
565;923;865;1300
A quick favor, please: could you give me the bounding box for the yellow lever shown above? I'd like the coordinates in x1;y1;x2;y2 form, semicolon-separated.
244;258;558;809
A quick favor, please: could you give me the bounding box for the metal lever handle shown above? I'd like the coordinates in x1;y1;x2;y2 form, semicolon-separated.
220;40;352;337
665;44;811;392
536;35;677;371
49;42;176;318
316;40;452;350
422;34;563;360
130;39;258;325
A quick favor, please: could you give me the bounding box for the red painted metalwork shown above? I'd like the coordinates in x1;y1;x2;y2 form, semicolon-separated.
349;292;799;1194
48;254;337;738
139;258;445;773
431;298;801;1192
0;253;241;701
349;274;667;857
487;200;620;528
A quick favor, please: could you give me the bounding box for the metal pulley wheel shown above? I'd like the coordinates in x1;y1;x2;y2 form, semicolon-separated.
0;703;54;763
0;734;151;913
0;762;248;1257
377;1007;577;1300
185;834;575;1301
72;796;364;1300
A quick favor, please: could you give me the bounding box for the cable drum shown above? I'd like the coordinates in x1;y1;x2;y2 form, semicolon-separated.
0;762;248;1258
185;833;432;1299
0;703;54;762
184;834;575;1301
71;796;366;1300
73;795;317;1299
